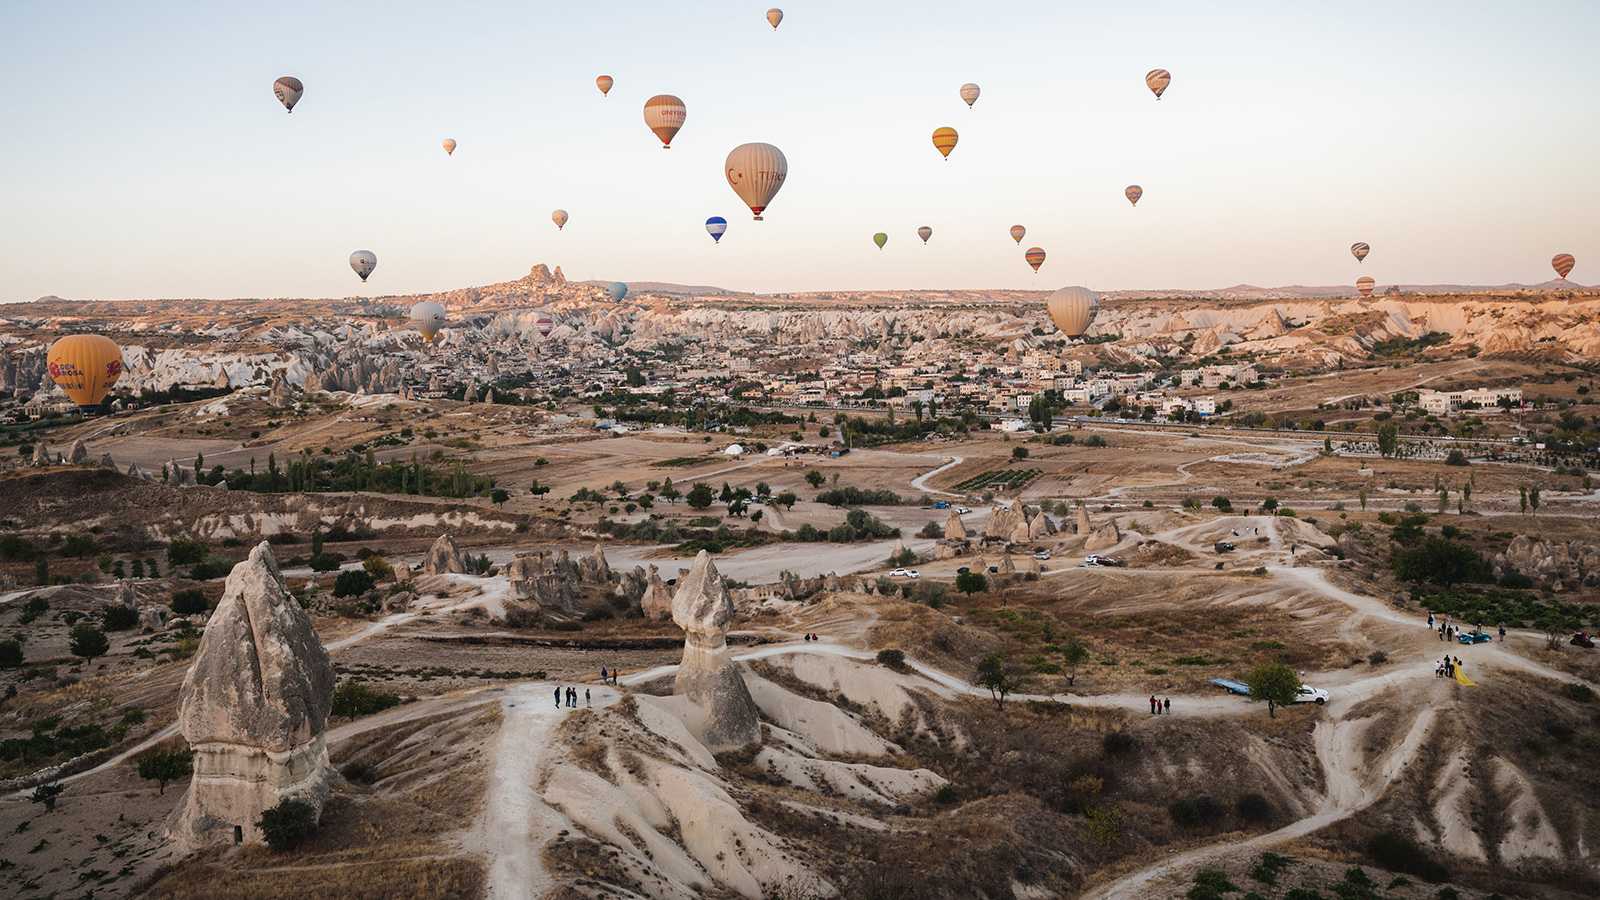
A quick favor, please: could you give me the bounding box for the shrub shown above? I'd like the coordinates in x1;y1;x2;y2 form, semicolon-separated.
1236;792;1272;823
917;521;944;539
1211;497;1232;511
166;538;208;566
1101;731;1136;756
333;569;375;598
955;571;988;595
341;761;377;785
0;639;22;669
331;681;403;718
876;648;907;670
1367;649;1388;666
257;798;318;851
361;555;393;580
170;589;208;615
1188;868;1238;899
136;747;193;794
69;624;110;662
1561;682;1595;703
1248;851;1292;885
188;558;233;580
307;553;343;573
1444;449;1468;466
1364;831;1448;882
1168;794;1224;828
1012;446;1029;460
101;604;139;631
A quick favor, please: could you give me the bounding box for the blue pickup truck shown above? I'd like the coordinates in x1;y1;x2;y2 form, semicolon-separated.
932;500;951;509
1210;678;1251;696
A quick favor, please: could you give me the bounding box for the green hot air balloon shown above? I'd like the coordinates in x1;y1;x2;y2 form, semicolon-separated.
607;282;629;302
873;232;888;250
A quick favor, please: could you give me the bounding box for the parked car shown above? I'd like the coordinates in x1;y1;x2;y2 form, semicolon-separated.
1572;631;1596;649
956;566;970;575
1214;541;1236;553
1032;550;1051;560
1085;555;1125;568
987;565;999;574
956;506;972;514
889;568;920;579
1457;630;1492;645
1292;685;1329;705
932;500;951;510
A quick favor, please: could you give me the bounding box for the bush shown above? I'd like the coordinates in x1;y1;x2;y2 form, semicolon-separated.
1101;731;1136;756
167;538;208;566
331;681;403;718
1211;496;1232;511
188;558;233;580
1012;446;1029;460
136;747;193;794
332;569;376;598
1392;537;1491;586
1444;449;1468;466
1168;794;1224;828
101;604;139;632
1364;831;1448;883
307;553;343;573
361;555;393;580
257;798;318;851
876;648;907;670
1367;649;1388;666
1561;682;1595;703
917;521;944;539
1236;793;1272;823
170;589;208;615
955;571;988;595
69;624;110;661
0;639;22;669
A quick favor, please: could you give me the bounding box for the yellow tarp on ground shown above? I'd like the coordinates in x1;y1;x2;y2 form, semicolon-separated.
1454;667;1476;686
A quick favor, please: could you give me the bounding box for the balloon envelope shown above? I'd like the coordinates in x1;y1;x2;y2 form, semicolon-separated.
1046;287;1100;338
725;143;788;220
1025;247;1046;272
917;226;933;244
931;127;959;159
596;74;614;96
706;216;728;243
409;301;447;343
644;94;687;148
349;250;377;282
47;335;123;410
1145;68;1171;99
1125;185;1143;206
1351;242;1370;263
1010;225;1026;244
873;232;888;250
1553;253;1576;279
273;76;303;113
552;209;569;230
767;8;783;28
960;83;980;108
1356;276;1375;297
442;138;456;156
607;282;629;302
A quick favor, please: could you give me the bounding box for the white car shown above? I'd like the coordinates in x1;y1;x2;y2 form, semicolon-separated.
1032;550;1051;560
889;568;920;579
956;506;972;514
1291;685;1329;705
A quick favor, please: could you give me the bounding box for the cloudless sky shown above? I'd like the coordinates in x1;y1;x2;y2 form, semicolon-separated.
2;0;1595;301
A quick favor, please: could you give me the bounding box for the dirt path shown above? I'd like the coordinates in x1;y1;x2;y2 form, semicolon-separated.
909;455;963;496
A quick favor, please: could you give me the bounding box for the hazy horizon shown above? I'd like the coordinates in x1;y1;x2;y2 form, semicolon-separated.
3;0;1595;301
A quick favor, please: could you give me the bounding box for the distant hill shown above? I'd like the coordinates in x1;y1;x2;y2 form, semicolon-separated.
1102;280;1587;300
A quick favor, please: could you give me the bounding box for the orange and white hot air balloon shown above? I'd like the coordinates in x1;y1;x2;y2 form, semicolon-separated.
596;74;614;97
272;76;303;113
725;142;788;221
1125;185;1143;207
1356;276;1375;298
1009;225;1026;244
442;138;457;156
1145;68;1171;100
931;127;959;160
960;83;981;108
644;94;687;149
1552;253;1576;280
47;335;123;410
766;8;783;29
1351;242;1370;263
552;209;569;230
1025;247;1046;273
1046;286;1100;338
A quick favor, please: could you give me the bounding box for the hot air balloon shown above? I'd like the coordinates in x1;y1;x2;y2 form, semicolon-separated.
442;138;457;156
607;282;629;302
1025;247;1046;273
409;301;447;343
552;209;569;230
960;83;981;108
47;335;123;411
725;143;787;220
1145;68;1171;100
1351;242;1370;263
873;232;889;250
1356;276;1375;298
767;8;783;29
706;216;728;244
349;250;377;283
644;94;687;149
932;127;959;160
1125;185;1143;207
273;76;303;113
917;226;933;244
1010;225;1026;244
596;74;614;97
1553;253;1576;279
536;314;554;336
1046;286;1100;338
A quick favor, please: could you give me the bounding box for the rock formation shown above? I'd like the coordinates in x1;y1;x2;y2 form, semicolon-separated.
1075;503;1092;535
983;504;1025;543
98;452;116;469
671;551;761;752
1494;535;1600;589
67;439;88;465
1085;520;1122;552
506;552;579;613
172;542;335;849
580;543;612;583
423;533;467;576
943;508;967;541
999;555;1016;577
641;565;674;620
31;442;49;466
618;566;648;604
1026;508;1056;541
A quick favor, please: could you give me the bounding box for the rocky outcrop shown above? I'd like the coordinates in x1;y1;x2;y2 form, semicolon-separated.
172;542;334;849
618;566;648;605
423;533;467;576
672;551;761;753
983;505;1025;543
1494;535;1600;589
1085;520;1122;552
999;555;1016;577
580;543;612;583
1075;503;1092;535
1026;508;1056;541
641;565;674;621
31;443;49;466
943;509;966;541
506;552;579;613
98;452;116;469
67;439;88;465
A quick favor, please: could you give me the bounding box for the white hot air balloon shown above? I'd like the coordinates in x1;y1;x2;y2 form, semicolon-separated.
349;250;377;283
409;301;447;343
273;76;303;113
442;138;457;156
552;209;569;230
1046;286;1100;338
960;83;981;108
725;143;788;220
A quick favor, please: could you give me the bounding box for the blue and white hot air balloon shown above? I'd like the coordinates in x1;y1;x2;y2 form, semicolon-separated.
705;216;728;244
607;281;629;302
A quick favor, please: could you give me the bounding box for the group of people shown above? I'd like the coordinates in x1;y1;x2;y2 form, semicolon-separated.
801;632;824;642
1148;695;1171;715
1437;656;1465;679
555;685;589;708
598;665;621;685
1425;611;1507;643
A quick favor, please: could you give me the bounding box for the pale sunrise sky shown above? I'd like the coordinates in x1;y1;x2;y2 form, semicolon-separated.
1;0;1594;300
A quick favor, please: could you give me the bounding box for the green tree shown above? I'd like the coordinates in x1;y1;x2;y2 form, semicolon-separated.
1376;422;1399;458
1519;486;1528;515
1062;637;1090;687
686;482;716;509
310;527;324;558
974;653;1016;708
101;604;138;631
1392;537;1491;586
170;589;208;615
1246;662;1301;718
69;624;109;662
257;798;318;851
1012;446;1030;460
333;569;376;598
1358;487;1368;511
30;783;63;812
804;470;826;489
955;571;988;596
34;556;48;586
0;639;23;669
136;747;193;795
490;488;510;507
1528;484;1541;517
1261;497;1279;515
659;477;680;504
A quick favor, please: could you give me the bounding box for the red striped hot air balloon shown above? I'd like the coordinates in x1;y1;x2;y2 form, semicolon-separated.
1125;185;1143;207
1351;242;1370;263
1145;68;1171;100
1356;276;1375;298
1009;225;1026;244
1552;253;1576;280
931;127;959;160
1025;247;1046;273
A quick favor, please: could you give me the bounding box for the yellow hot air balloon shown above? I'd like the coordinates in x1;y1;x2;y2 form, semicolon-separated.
1125;185;1143;207
767;8;783;29
1009;225;1026;244
725;142;788;220
1355;276;1375;298
1046;286;1100;338
1146;68;1171;99
442;138;456;156
1351;242;1370;263
552;209;569;230
917;226;933;244
596;74;614;97
1552;253;1576;279
1025;247;1046;273
644;94;687;149
931;127;959;160
960;83;981;108
47;335;123;410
